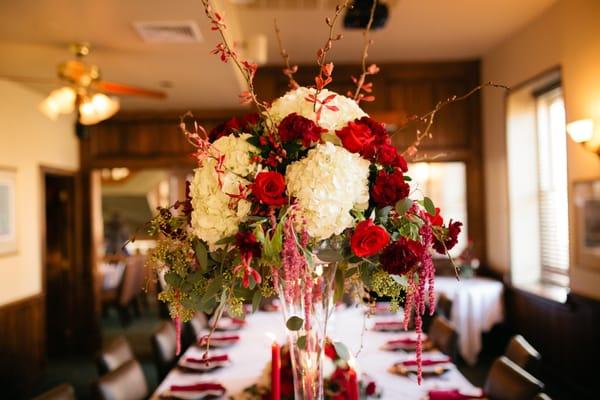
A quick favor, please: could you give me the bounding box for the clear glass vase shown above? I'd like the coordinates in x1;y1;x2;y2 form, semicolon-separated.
277;243;340;400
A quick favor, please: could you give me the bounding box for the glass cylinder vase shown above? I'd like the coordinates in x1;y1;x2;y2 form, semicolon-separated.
277;249;339;400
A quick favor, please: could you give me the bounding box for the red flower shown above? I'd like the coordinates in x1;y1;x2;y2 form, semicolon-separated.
433;220;462;254
278;113;324;147
208;113;261;142
380;238;425;275
336;120;375;153
427;208;444;226
235;231;261;258
350;219;390;257
324;340;338;360
365;381;377;396
253;171;287;206
371;170;410;207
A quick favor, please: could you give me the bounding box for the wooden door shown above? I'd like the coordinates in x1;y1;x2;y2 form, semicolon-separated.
43;172;76;356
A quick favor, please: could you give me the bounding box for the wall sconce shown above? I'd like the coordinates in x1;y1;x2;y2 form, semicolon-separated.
567;118;598;154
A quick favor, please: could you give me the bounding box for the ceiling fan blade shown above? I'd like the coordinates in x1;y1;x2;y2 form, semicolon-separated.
93;80;167;99
0;75;61;84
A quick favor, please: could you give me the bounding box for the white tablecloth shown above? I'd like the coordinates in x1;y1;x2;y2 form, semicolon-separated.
153;307;478;399
435;277;504;365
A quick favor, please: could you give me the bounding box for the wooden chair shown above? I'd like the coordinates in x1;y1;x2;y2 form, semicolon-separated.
484;356;544;400
151;321;178;381
97;335;135;375
32;384;76;400
436;292;453;320
504;334;542;376
428;315;458;362
101;255;146;325
182;312;208;350
95;359;148;400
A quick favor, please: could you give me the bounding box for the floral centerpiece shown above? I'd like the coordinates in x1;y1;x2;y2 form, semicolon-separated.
240;340;381;400
142;1;502;397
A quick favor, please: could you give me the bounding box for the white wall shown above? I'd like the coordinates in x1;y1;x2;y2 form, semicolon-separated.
0;80;79;305
482;0;600;299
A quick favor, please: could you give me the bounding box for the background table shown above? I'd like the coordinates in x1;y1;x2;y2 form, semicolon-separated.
435;276;504;365
153;307;478;399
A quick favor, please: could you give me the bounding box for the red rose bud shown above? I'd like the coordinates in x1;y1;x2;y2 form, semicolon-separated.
336;120;375;153
350;219;390;257
252;171;287;206
278;113;324;147
377;143;400;166
371;170;410;207
427;207;444;226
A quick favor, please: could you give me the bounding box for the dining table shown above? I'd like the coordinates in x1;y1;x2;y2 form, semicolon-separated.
152;306;480;400
435;276;504;365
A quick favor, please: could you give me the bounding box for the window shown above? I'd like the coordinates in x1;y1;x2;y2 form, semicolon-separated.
408;161;468;258
506;72;570;288
535;88;570;285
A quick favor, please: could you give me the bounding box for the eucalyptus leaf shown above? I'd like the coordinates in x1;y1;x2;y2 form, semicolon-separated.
391;274;408;286
395;198;413;215
333;341;350;361
376;206;393;224
164;271;182;287
194;240;209;272
297;335;307;350
251;291;262;313
286;316;304;331
423;196;436;216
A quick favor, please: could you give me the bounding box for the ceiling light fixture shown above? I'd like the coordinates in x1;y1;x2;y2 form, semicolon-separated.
78;93;120;125
38;87;76;120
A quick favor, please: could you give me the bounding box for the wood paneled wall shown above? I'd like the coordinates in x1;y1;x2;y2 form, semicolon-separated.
0;294;44;399
505;288;599;397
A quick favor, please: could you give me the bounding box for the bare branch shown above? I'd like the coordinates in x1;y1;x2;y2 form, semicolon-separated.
352;0;378;102
397;82;509;158
274;18;299;90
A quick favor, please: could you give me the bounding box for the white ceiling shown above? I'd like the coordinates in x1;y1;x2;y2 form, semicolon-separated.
0;0;557;110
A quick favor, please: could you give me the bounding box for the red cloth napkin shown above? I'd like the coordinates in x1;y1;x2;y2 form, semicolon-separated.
427;389;485;400
387;338;419;345
199;334;240;343
170;383;226;393
401;357;451;366
185;354;229;364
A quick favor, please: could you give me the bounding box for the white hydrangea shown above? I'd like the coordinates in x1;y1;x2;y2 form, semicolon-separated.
190;134;258;250
212;133;259;177
268;87;367;133
285;142;370;240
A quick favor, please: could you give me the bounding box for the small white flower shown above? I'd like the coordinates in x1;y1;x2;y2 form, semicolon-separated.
268;87;367;133
285;142;370;240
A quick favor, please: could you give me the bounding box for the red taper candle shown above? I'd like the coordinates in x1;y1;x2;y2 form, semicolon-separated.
271;340;281;400
348;366;359;400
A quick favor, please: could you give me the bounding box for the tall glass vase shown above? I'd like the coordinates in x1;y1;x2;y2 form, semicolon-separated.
277;246;339;400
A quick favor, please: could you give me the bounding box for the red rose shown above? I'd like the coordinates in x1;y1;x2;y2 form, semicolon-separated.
371;170;410;207
365;381;377;396
324;341;338;360
252;171;287;206
433;220;462;254
209;113;260;142
336;120;375;153
278;113;324;147
377;143;400;166
350;219;390;257
380;238;425;275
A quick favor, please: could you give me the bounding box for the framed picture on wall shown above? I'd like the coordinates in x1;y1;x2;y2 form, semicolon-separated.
573;179;600;270
0;167;17;255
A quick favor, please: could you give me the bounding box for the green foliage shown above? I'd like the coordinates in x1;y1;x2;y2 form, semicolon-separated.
286;316;304;331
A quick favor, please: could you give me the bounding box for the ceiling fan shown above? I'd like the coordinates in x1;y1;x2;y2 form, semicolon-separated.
3;43;167;126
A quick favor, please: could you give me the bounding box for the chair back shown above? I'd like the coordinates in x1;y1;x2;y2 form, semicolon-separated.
428;316;458;361
182;312;209;349
151;321;178;380
436;292;453;320
119;255;145;306
484;356;544;400
32;384;76;400
504;334;542;376
95;359;148;400
97;335;135;375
